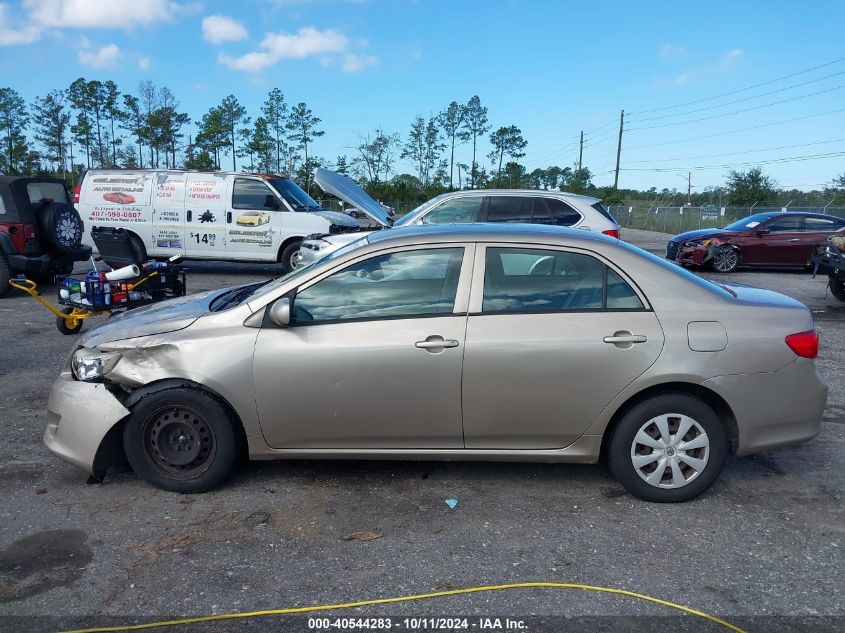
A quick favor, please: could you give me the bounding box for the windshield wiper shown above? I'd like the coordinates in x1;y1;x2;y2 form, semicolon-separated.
210;283;266;311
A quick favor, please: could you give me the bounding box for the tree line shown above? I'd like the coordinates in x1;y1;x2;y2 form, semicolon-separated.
1;81;843;207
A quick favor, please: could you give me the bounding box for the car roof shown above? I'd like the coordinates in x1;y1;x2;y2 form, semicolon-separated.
752;211;840;221
437;189;601;203
82;168;290;179
366;222;615;248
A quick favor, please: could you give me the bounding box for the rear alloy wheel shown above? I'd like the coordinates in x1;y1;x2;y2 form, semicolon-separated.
710;247;739;273
123;388;238;493
609;394;728;502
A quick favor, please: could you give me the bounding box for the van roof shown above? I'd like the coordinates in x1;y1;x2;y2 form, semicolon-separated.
83;169;291;179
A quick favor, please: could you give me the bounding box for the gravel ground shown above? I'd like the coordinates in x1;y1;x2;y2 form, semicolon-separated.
0;228;841;633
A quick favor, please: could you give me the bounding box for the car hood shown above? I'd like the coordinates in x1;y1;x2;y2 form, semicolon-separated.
79;290;216;347
311;209;358;228
314;168;392;227
671;228;738;242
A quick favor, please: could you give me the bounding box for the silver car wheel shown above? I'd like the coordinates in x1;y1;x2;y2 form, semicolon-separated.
712;248;738;272
630;414;710;489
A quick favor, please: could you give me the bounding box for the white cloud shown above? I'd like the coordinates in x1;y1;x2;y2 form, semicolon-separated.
137;55;151;70
341;52;377;72
23;0;192;29
202;14;248;44
673;73;689;85
219;27;348;72
78;42;122;68
724;48;742;62
659;43;684;58
0;3;40;45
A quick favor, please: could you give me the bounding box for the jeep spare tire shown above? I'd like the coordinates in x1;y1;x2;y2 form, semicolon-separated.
38;202;84;254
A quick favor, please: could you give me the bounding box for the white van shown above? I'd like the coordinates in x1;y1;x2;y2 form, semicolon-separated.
76;170;359;272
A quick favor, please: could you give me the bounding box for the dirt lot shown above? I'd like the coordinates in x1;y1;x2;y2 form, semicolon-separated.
0;229;842;632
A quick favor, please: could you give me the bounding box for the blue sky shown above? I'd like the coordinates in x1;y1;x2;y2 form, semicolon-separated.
1;0;843;192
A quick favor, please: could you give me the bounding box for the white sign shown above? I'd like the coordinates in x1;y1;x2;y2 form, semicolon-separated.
720;207;726;216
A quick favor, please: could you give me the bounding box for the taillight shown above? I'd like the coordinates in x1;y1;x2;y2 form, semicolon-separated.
23;224;37;239
603;229;621;239
785;329;818;359
74;184;81;204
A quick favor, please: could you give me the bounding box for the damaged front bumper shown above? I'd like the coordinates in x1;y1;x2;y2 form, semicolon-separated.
44;372;130;474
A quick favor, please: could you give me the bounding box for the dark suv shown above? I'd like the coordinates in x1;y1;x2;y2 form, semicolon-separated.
0;176;92;297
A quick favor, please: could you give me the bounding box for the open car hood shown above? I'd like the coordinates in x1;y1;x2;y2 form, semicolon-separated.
314;168;391;227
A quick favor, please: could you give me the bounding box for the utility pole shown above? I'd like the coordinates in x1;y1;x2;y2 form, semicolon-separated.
578;130;583;172
613;109;624;189
687;171;691;205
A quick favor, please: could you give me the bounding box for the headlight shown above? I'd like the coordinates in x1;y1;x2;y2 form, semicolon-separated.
303;239;331;251
72;348;122;382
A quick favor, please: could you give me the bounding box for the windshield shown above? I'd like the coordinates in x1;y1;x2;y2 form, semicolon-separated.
268;178;322;211
724;213;773;231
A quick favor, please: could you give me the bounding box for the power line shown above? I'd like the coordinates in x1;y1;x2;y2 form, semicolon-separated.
623;138;845;164
626;85;845;131
620;150;845;172
624;107;845;151
628;69;845;123
628;55;845;115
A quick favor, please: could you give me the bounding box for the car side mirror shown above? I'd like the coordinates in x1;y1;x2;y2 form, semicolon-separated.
264;195;280;210
269;297;291;327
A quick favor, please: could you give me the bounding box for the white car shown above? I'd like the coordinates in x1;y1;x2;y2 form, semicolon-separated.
298;169;622;267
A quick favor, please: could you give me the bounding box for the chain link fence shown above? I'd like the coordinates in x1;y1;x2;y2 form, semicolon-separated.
608;205;845;234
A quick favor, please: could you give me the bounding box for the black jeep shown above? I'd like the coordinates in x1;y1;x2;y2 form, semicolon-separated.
0;176;92;297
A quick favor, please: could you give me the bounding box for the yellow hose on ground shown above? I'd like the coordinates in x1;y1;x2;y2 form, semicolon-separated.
58;581;748;633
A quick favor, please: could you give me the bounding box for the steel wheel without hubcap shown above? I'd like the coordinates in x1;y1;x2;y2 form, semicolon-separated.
142;406;217;480
631;414;710;489
711;248;738;272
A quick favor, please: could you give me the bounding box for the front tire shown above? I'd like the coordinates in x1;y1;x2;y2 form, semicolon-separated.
710;246;739;273
608;394;728;502
123;388;239;493
279;240;302;274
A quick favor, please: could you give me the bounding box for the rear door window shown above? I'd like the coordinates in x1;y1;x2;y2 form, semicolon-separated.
485;196;534;223
481;247;644;313
803;216;843;232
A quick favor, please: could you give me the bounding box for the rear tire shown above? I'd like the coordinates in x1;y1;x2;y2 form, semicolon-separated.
123;387;238;493
0;253;10;298
279;240;302;274
608;393;728;502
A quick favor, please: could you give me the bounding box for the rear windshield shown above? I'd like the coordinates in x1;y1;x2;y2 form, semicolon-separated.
267;178;321;211
26;182;69;206
591;201;617;223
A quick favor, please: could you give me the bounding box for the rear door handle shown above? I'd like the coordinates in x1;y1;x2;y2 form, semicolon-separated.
603;334;647;344
415;337;459;350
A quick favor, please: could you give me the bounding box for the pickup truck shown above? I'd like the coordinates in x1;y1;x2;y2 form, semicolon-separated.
812;229;845;302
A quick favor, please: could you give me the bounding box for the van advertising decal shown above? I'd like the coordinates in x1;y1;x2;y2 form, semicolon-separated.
228;227;275;248
86;173;151;224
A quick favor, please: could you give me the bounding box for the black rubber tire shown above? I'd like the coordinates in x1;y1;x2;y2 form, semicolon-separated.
123;387;238;493
608;393;729;503
279;239;302;274
830;275;845;302
709;246;739;273
56;307;84;335
130;234;147;263
0;253;10;298
37;202;85;255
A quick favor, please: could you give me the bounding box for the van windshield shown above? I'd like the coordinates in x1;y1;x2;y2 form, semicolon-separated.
268;178;322;212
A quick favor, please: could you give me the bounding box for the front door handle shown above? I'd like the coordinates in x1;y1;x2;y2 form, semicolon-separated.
788;238;800;242
187;209;192;222
603;333;647;344
415;336;459;350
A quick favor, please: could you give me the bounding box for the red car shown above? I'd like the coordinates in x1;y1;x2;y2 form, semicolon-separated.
103;192;136;205
667;212;845;272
